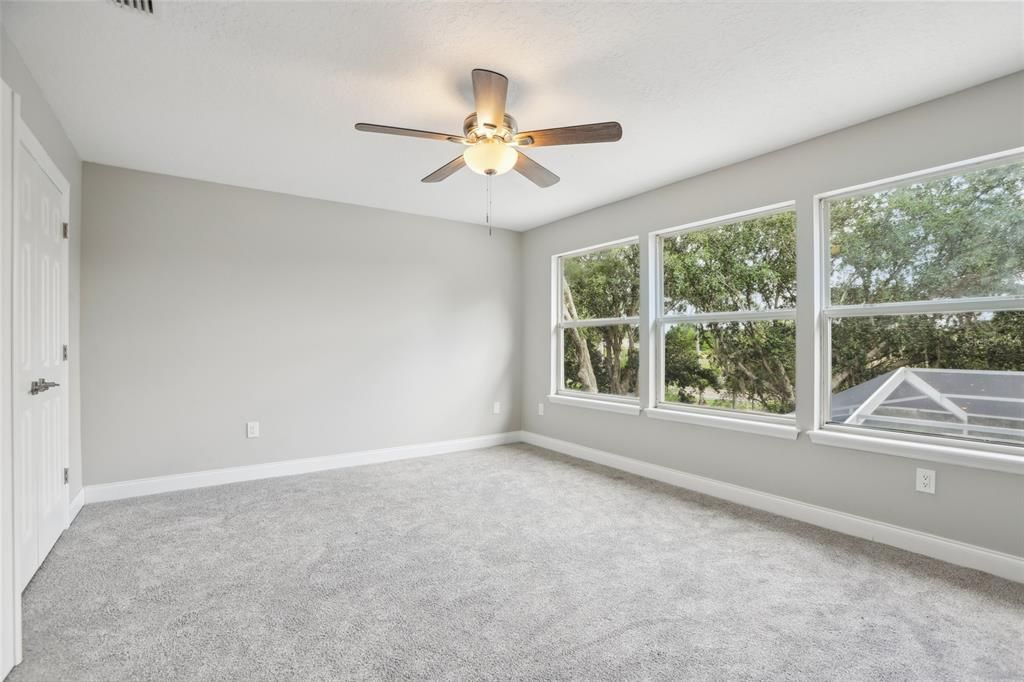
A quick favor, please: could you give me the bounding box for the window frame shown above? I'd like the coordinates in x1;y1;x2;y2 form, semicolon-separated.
652;201;798;425
552;237;641;407
814;148;1024;461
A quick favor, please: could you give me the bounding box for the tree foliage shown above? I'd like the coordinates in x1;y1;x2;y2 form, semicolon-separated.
562;243;639;396
664;212;796;314
829;162;1024;392
661;213;797;412
560;160;1023;416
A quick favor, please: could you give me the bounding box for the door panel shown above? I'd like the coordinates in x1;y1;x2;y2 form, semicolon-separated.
13;130;68;592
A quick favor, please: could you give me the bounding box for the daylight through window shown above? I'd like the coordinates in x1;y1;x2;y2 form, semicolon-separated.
657;206;797;417
557;240;640;399
823;157;1024;447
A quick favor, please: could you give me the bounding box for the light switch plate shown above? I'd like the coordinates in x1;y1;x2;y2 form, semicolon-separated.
246;421;260;439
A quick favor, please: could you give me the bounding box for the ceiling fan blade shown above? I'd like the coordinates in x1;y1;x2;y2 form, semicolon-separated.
514;152;559;188
471;68;508;129
355;123;464;143
421;156;466;183
515;122;622;147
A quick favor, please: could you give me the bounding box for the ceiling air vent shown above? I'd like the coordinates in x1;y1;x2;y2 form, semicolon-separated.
111;0;154;15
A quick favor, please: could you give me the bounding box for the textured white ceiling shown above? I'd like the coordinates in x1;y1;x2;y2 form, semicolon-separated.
4;1;1023;230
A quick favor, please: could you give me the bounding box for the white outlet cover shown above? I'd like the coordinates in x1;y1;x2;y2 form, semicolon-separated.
493;402;501;415
915;468;936;494
247;421;260;439
538;402;545;416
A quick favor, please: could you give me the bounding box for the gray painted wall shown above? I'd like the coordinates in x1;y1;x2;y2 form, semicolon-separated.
521;72;1024;557
2;30;83;498
81;165;521;485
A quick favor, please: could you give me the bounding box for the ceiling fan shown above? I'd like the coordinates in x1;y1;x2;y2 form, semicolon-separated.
355;69;622;188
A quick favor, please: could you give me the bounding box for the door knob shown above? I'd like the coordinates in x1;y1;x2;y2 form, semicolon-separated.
30;378;60;395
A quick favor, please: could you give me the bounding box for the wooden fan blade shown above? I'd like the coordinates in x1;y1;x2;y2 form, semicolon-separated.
421;156;466;183
515;122;622;147
514;151;559;188
471;69;508;129
355;123;464;143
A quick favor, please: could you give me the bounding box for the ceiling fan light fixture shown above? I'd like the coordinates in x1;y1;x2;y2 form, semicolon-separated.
463;139;518;176
356;68;621;187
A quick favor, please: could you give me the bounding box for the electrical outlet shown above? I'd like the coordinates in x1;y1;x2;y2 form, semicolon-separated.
915;468;935;494
246;421;260;439
538;402;545;416
493;402;501;415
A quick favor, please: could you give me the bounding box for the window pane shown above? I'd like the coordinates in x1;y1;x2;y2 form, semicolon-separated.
561;243;639;321
827;160;1024;305
562;325;639;397
662;211;796;315
662;320;795;415
830;312;1024;446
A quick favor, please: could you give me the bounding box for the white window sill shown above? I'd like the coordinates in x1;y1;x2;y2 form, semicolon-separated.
645;407;800;440
547;394;641;416
807;429;1024;475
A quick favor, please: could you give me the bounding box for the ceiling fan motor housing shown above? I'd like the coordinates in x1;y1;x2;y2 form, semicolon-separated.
464;113;518;143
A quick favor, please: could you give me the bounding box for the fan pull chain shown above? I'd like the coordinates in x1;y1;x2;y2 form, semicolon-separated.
486;173;493;237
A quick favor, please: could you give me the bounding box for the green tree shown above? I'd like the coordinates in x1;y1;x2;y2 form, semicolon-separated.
562;243;640;396
829;164;1024;306
560;160;1023;417
661;212;797;413
829;162;1024;392
664;325;718;403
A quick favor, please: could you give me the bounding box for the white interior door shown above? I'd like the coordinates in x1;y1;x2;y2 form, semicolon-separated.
12;111;68;593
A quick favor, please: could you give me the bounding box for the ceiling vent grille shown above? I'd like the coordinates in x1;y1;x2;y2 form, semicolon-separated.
111;0;154;15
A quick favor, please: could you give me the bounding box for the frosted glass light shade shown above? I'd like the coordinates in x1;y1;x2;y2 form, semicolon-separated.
463;139;518;176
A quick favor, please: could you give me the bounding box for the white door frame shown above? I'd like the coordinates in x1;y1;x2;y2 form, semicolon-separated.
0;85;72;676
1;79;18;680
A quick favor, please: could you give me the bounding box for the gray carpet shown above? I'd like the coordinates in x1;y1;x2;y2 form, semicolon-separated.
7;444;1023;681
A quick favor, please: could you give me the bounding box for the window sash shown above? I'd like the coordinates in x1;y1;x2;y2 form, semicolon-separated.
559;316;640;329
656;203;797;318
817;149;1024;450
824;296;1024;318
556;237;640;324
818;149;1024;312
555;239;641;402
654;204;798;419
659;309;795;324
556;322;641;400
655;200;795;240
816;147;1024;206
654;317;797;417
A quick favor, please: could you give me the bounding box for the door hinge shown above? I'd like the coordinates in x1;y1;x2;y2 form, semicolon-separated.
63;467;69;485
62;222;69;239
63;344;68;361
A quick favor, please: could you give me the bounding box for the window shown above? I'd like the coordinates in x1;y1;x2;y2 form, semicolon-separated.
556;240;640;401
822;156;1024;448
656;205;797;418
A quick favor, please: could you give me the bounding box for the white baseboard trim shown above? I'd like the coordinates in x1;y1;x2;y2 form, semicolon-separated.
68;489;85;524
520;431;1024;583
85;431;524;504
